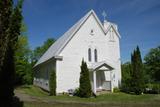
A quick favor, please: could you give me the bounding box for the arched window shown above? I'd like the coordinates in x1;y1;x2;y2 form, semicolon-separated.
109;28;115;42
88;48;91;62
94;49;97;62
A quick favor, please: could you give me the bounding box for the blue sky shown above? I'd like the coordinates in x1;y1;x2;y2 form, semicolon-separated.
22;0;160;63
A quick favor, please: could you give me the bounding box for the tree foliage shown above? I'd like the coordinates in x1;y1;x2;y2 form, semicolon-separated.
0;0;13;71
15;34;33;85
121;62;132;92
130;46;145;95
0;0;23;106
144;46;160;82
121;46;145;95
15;37;55;86
49;69;56;96
122;62;131;83
79;59;92;98
32;38;55;62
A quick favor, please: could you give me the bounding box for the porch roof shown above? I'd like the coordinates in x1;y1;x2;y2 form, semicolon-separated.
88;61;114;71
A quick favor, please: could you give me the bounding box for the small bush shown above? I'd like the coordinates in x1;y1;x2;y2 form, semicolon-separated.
120;83;131;93
73;88;80;96
144;83;160;94
152;84;160;94
113;87;120;93
134;87;143;95
49;69;56;96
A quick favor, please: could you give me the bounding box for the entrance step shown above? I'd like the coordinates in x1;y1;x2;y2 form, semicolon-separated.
96;90;111;95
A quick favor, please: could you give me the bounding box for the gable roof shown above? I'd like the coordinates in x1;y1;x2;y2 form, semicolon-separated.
34;10;121;67
88;60;114;71
105;24;121;38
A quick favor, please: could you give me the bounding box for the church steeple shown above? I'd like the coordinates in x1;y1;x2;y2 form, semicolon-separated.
102;10;107;22
102;10;110;30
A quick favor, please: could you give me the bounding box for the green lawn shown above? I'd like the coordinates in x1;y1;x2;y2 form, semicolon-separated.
15;85;160;107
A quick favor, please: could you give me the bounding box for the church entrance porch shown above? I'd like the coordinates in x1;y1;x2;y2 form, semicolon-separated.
96;71;111;91
89;61;114;94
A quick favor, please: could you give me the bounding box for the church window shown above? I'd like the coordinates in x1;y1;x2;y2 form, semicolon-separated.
94;49;98;62
88;48;92;62
109;28;115;42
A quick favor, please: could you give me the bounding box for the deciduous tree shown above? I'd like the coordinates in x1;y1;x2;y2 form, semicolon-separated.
32;38;55;62
15;35;32;85
144;46;160;82
121;62;132;92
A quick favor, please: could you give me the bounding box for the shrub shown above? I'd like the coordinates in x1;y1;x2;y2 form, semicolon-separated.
120;78;132;93
113;87;120;93
134;87;143;95
152;84;160;94
145;83;160;94
120;86;130;93
79;60;92;98
49;69;56;96
73;88;80;96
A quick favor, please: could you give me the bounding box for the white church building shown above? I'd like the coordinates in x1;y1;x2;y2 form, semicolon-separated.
33;10;121;94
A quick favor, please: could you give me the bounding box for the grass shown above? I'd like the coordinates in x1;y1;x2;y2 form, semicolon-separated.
24;102;160;107
16;85;49;97
15;85;160;107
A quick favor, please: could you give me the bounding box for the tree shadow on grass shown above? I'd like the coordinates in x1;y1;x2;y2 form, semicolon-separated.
20;85;31;89
0;96;23;107
12;96;24;107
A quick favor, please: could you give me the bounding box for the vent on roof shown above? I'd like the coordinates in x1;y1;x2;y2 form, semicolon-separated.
90;29;94;35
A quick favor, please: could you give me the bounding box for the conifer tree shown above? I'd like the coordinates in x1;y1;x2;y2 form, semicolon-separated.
49;70;56;96
131;46;145;95
0;0;13;71
0;0;23;106
79;59;92;98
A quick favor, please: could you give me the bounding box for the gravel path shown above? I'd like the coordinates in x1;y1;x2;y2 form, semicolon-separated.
14;90;93;104
14;90;110;105
14;90;43;102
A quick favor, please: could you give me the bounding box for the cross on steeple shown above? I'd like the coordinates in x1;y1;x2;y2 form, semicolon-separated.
102;11;107;21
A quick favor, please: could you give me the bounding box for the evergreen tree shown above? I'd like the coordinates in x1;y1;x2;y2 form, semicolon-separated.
79;59;92;98
0;0;23;106
0;0;14;105
49;69;56;96
0;0;13;71
131;46;145;95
